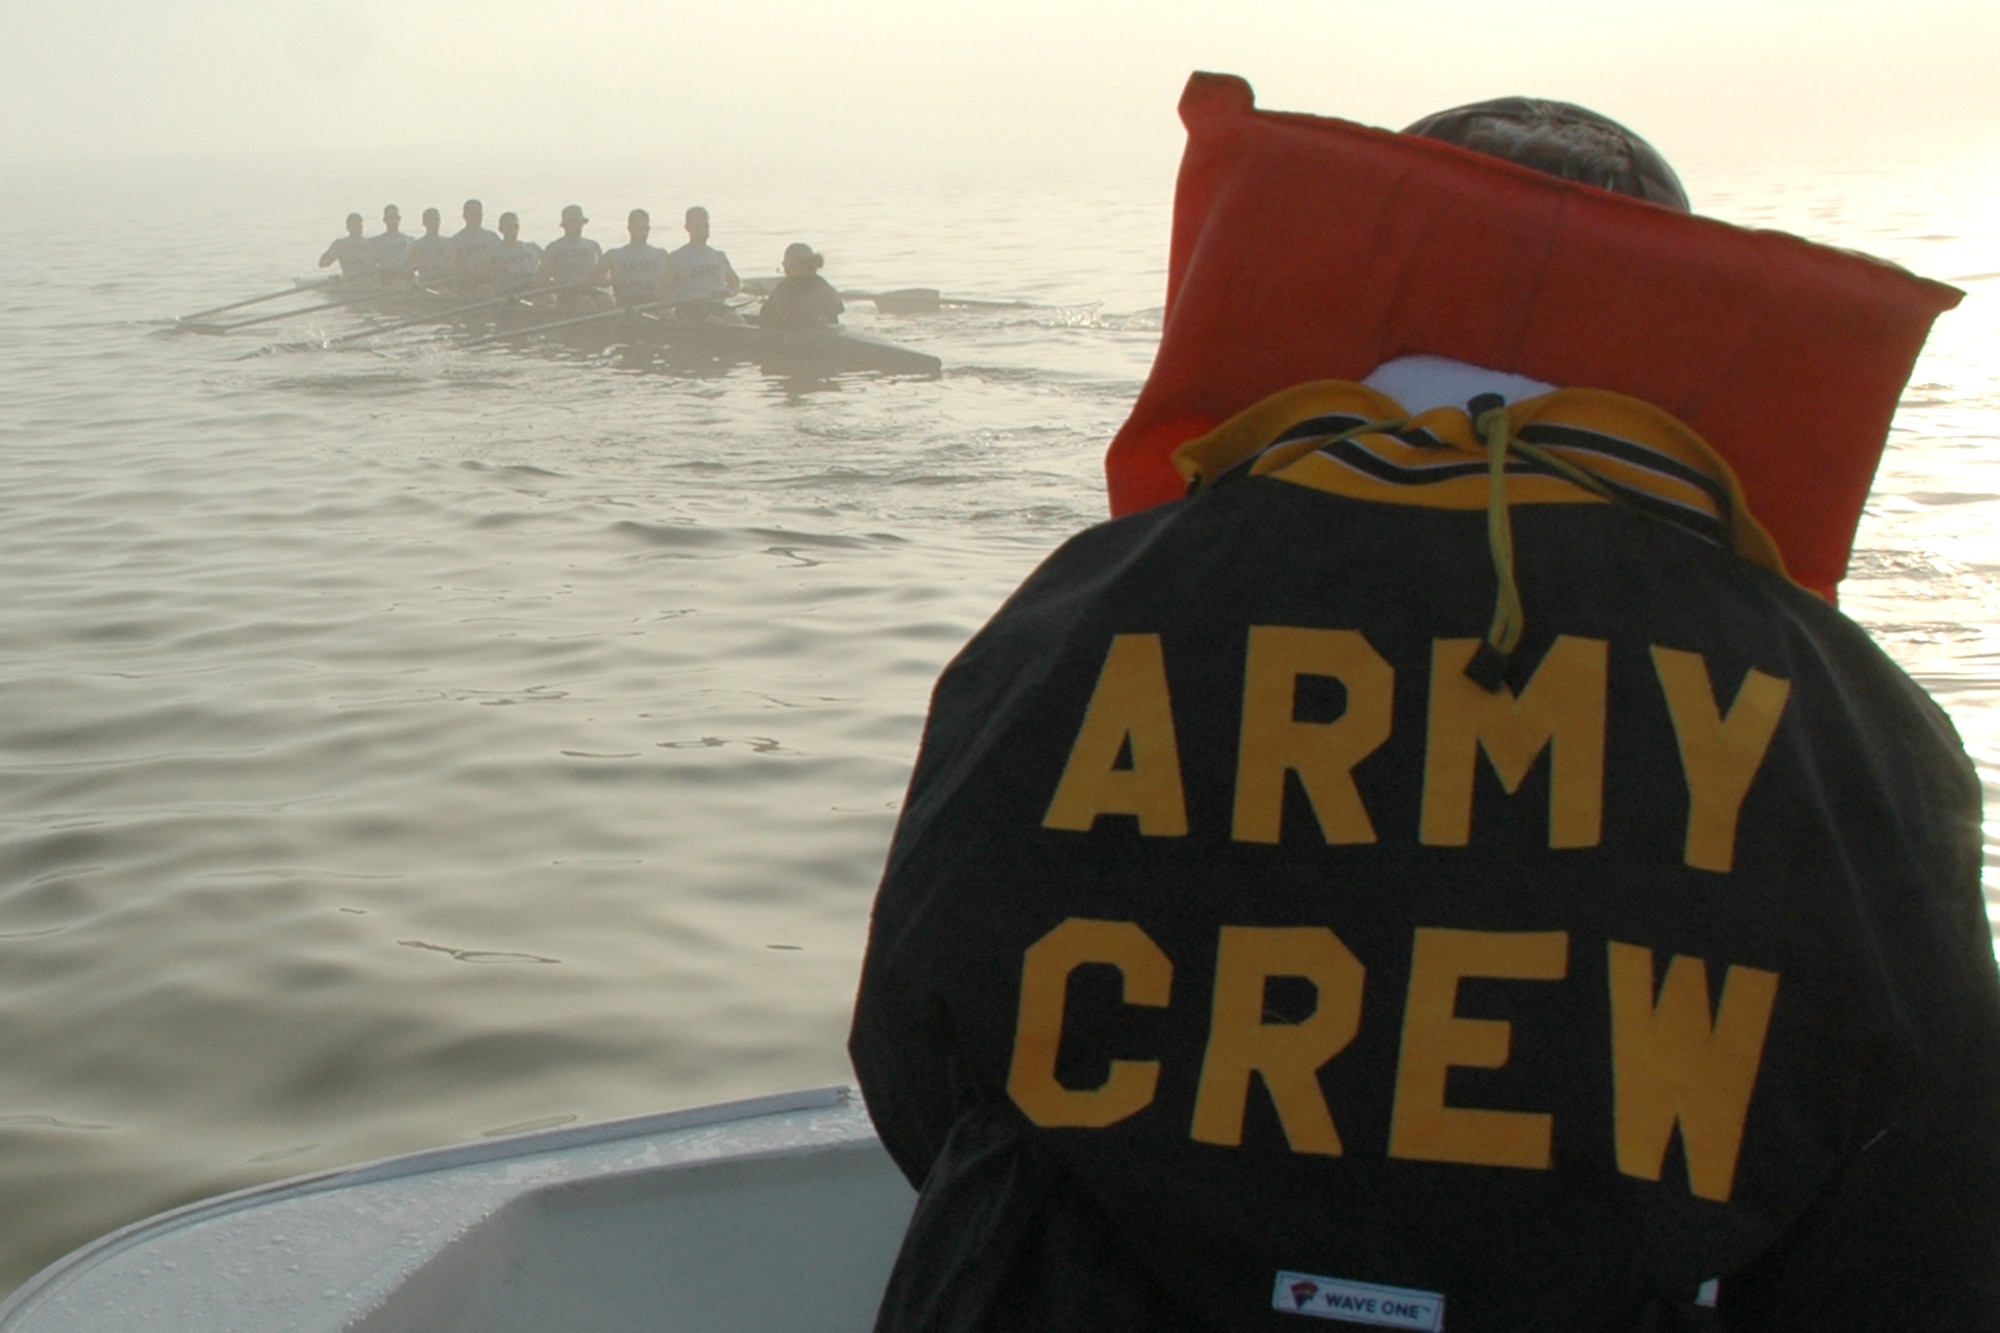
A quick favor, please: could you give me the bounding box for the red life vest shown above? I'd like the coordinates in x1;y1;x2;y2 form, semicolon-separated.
1105;73;1962;601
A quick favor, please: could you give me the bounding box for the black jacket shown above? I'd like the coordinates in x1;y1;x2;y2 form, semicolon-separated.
852;398;2000;1332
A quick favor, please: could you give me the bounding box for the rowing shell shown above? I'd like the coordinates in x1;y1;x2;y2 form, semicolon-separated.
444;304;944;378
330;288;944;378
623;316;944;378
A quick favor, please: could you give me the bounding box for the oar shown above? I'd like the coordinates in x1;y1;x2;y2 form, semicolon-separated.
741;276;1036;314
459;300;670;349
840;288;939;314
182;280;410;334
327;287;575;346
836;288;1038;314
177;278;341;324
940;295;1039;310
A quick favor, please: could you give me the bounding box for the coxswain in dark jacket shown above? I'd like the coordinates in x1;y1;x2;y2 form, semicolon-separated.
760;243;845;329
851;88;2000;1333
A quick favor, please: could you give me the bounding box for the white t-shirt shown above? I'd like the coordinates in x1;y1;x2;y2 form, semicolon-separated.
409;234;451;280
369;231;414;274
323;235;375;276
449;226;500;273
492;239;543;287
604;243;670;302
541;235;604;286
665;242;738;304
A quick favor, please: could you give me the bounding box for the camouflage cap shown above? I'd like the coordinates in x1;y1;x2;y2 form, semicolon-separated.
1404;97;1689;212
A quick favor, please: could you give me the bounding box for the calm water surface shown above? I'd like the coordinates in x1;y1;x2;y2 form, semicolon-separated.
0;143;1994;1293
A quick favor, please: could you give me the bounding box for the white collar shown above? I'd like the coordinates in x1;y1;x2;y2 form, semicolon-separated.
1361;355;1556;415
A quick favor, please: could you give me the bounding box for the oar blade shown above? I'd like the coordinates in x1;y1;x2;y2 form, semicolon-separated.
839;289;1031;314
866;288;943;314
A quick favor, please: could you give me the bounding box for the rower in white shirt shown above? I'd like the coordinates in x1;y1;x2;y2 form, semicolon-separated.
489;212;543;292
663;206;742;320
537;204;607;306
409;208;451;285
589;209;672;307
448;198;500;282
318;213;374;276
370;205;415;278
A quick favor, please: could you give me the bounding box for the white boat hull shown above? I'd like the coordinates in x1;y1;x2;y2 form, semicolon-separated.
0;1087;913;1332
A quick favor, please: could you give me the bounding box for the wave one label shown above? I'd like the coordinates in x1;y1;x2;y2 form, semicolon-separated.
1273;1270;1445;1330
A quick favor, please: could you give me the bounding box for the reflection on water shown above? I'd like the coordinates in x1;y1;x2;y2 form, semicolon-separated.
0;142;1994;1294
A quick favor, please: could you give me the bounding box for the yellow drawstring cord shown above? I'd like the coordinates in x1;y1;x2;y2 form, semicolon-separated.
1231;400;1616;693
1471;399;1629;689
1475;404;1527;685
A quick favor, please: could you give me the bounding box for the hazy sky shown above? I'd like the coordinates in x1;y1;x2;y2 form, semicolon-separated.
2;0;1995;173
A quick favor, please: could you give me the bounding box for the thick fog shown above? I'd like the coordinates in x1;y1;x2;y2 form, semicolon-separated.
3;0;1996;175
